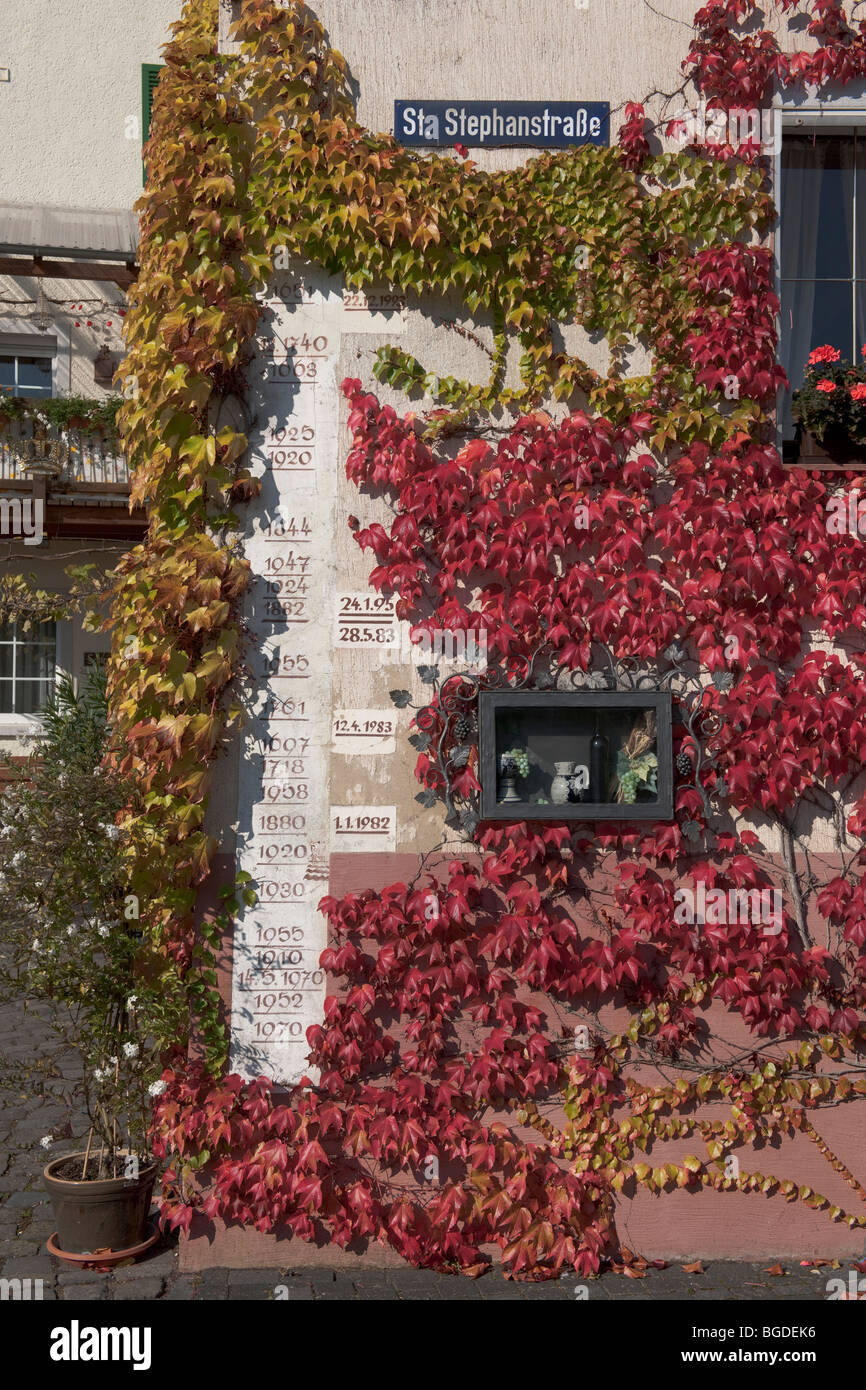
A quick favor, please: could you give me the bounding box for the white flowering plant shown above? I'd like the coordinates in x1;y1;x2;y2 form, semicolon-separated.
0;670;181;1177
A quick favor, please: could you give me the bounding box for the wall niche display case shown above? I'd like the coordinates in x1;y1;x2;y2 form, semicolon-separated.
479;690;673;821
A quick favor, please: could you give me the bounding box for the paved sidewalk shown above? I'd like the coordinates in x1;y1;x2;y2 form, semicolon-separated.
2;989;863;1301
0;1237;861;1300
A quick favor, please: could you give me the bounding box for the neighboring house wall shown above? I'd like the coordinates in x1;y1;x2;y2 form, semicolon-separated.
0;5;169;741
0;274;128;401
0;1;178;212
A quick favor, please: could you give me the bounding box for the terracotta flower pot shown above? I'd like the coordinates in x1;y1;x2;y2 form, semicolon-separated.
43;1151;158;1256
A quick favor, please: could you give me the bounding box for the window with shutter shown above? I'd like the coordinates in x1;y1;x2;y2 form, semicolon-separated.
141;63;164;181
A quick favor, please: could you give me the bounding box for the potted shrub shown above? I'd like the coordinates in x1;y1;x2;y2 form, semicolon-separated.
88;396;122;438
33;395;122;435
0;669;169;1263
792;344;866;467
38;396;94;433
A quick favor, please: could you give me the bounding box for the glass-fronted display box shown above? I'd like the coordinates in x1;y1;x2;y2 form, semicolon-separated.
479;690;673;820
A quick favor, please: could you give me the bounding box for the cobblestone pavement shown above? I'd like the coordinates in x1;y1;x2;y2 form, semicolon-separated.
3;990;864;1302
1;1239;862;1301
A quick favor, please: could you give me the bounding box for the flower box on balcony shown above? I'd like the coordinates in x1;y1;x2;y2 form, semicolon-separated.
794;427;866;470
791;344;866;469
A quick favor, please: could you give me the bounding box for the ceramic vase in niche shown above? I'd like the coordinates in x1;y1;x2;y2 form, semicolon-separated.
499;774;521;803
550;761;574;805
498;756;522;803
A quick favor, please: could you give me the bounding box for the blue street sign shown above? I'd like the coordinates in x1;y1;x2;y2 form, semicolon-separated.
394;100;610;149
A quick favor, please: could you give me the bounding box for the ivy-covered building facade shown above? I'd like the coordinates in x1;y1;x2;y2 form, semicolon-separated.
110;0;866;1274
0;4;176;767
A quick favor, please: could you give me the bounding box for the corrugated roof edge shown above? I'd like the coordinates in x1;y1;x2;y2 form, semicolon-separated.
0;204;139;258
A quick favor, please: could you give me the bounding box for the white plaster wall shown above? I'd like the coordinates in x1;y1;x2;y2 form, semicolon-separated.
220;0;863;165
0;1;180;212
0;274;128;398
308;0;700;167
220;0;704;170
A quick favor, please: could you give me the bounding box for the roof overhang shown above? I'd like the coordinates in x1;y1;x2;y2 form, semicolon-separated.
0;203;139;262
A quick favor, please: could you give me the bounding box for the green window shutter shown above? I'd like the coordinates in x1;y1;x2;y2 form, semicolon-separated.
141;63;164;181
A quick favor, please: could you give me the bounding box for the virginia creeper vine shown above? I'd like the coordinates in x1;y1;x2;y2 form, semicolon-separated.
99;0;866;1277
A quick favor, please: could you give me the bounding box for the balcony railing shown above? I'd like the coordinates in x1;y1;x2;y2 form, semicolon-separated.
0;419;129;489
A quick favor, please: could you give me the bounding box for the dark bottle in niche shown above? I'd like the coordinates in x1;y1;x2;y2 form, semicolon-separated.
590;727;608;802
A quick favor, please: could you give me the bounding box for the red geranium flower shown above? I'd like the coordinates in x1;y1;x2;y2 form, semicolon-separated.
851;383;866;401
816;379;837;392
808;345;841;364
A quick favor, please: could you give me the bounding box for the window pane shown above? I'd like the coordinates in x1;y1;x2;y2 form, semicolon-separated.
17;645;55;680
16;356;52;387
780;278;854;439
15;355;52;398
0;356;15;389
15;680;51;714
27;620;55;644
0;682;13;713
0;647;13;679
782;134;855;281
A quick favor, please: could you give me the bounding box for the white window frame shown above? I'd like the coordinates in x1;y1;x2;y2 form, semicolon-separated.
0;617;59;733
773;92;866;454
0;332;56;400
0;617;68;738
